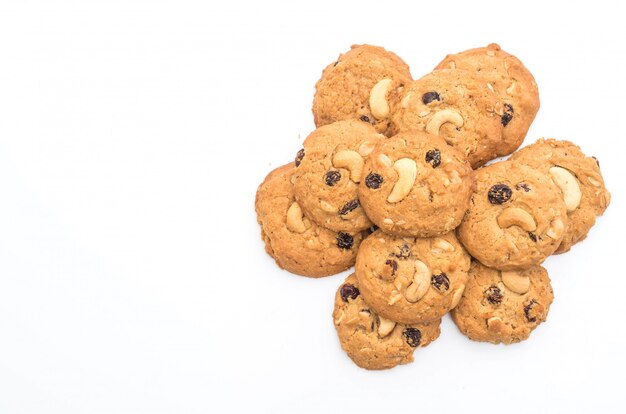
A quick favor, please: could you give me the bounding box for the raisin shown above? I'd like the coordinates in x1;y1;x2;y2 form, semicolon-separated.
385;259;398;278
295;148;305;167
394;244;411;259
338;199;360;216
422;91;441;105
431;273;450;292
403;328;422;347
524;300;542;322
501;103;514;127
425;149;441;168
487;183;512;204
515;182;531;192
336;232;354;249
528;232;539;242
365;172;383;189
484;285;503;305
324;170;341;186
340;284;359;301
360;115;371;123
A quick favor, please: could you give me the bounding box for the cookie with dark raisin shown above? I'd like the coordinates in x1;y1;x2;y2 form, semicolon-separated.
451;261;553;344
457;160;568;270
293;120;383;232
358;130;474;237
435;43;540;157
333;273;441;370
354;230;470;324
391;68;504;168
255;163;362;277
510;138;611;253
313;44;413;136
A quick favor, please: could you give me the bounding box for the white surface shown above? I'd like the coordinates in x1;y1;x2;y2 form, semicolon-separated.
1;1;625;413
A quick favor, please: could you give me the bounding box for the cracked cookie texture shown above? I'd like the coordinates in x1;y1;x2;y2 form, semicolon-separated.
358;130;473;237
313;44;413;136
451;261;553;344
457;160;568;271
333;273;441;370
510;138;610;253
355;230;470;324
255;163;362;277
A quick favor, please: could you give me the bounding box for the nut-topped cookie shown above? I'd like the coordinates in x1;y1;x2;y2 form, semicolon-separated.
457;160;568;270
510;138;611;253
294;120;384;233
435;43;540;155
358;130;474;237
255;163;362;277
313;44;413;136
355;230;471;324
333;273;441;370
451;261;554;344
391;68;504;168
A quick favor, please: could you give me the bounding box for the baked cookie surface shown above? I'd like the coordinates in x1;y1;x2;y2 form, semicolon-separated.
451;261;554;344
313;44;413;136
355;230;470;324
333;273;441;370
457;160;568;270
358;130;474;237
255;163;362;277
391;68;504;168
294;120;383;233
436;43;539;156
510;138;610;253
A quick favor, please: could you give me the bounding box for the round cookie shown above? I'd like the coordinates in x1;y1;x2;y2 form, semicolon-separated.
355;230;471;324
294;120;384;233
457;160;568;270
391;68;504;168
333;273;441;370
255;163;362;277
451;261;554;344
510;138;611;253
313;44;413;136
436;43;540;155
359;130;474;237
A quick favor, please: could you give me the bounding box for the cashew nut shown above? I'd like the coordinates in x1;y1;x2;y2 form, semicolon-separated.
431;238;455;255
369;78;393;120
425;109;464;136
358;139;378;156
450;284;465;309
497;207;537;232
546;218;564;240
377;315;396;338
378;154;393;167
332;150;364;183
501;270;530;294
387;158;417;203
549;166;581;212
404;260;431;303
286;202;310;233
320;200;337;213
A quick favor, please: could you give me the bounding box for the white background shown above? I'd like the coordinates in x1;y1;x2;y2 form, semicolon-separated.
1;1;625;413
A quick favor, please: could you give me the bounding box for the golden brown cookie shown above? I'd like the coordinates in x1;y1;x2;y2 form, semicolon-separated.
391;68;504;168
333;273;441;370
313;44;413;136
293;120;383;232
510;138;611;253
457;160;568;270
255;163;362;277
436;43;540;155
355;230;470;324
451;261;554;344
358;130;474;237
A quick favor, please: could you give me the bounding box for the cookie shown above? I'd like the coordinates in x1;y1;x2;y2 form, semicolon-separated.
333;273;441;370
436;43;539;155
255;163;362;277
510;138;611;253
293;120;384;232
391;68;504;168
313;44;413;136
358;130;474;237
457;160;568;270
355;230;471;324
451;261;554;344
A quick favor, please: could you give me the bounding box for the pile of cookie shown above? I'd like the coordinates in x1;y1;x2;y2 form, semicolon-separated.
255;44;611;370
